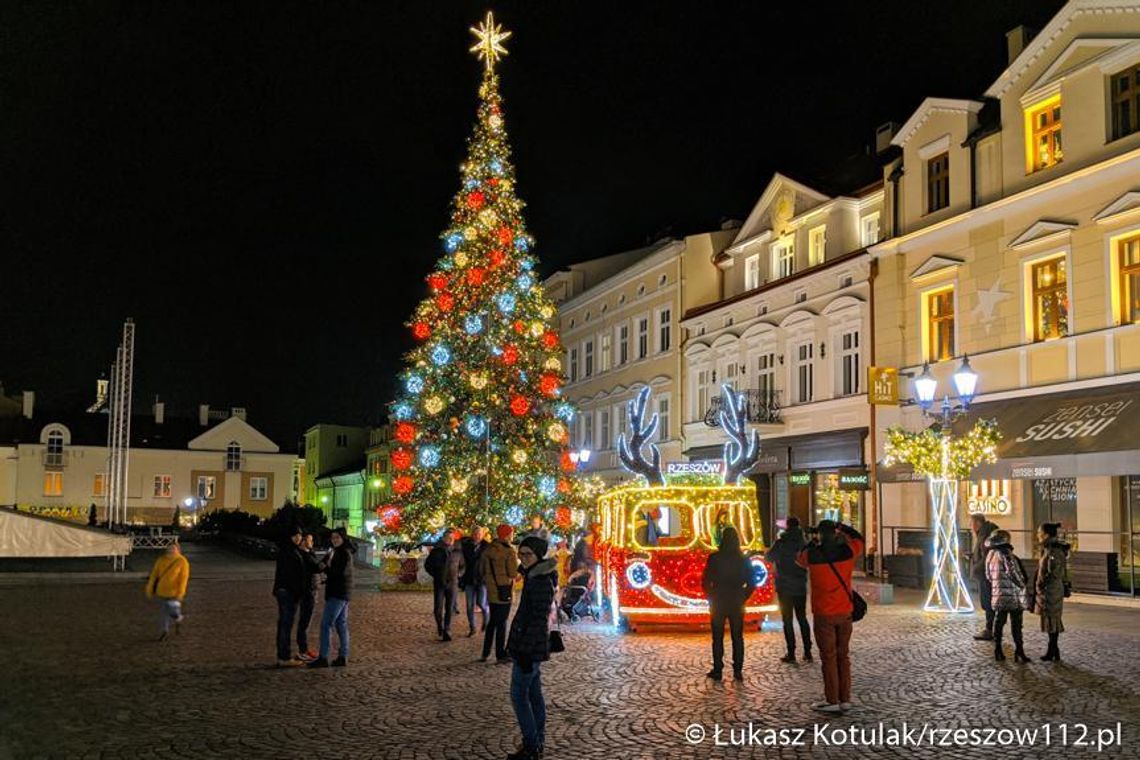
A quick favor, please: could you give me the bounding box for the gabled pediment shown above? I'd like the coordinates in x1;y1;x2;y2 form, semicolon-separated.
890;98;984;148
1024;38;1140;105
731;173;830;249
188;415;280;453
1094;191;1140;225
1008;220;1077;251
909;255;964;281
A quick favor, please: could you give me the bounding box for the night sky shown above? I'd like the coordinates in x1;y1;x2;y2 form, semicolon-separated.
1;0;1066;450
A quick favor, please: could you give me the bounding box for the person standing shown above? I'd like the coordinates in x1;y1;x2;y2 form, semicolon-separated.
296;532;321;660
969;514;999;640
506;536;558;760
424;529;465;641
480;524;518;662
522;515;550;543
146;541;190;641
460;526;490;637
985;529;1029;663
768;517;812;663
797;520;864;714
1035;522;1070;662
273;527;307;667
702;526;756;681
309;527;355;668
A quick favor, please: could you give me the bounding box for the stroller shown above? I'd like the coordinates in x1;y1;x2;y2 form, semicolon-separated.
559;567;600;623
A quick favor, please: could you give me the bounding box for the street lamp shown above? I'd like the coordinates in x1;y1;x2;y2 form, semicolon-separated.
912;355;978;422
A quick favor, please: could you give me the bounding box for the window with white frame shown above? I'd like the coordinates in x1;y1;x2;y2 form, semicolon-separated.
226;442;242;472
656;396;670;442
615;402;627;444
809;225;827;267
250;476;268;500
153;475;172;498
43;472;63;496
756;351;776;397
794;341;814;404
569;347;579;382
773;237;795;279
839;330;861;396
695;368;711;420
637;316;649;359
45;429;64;467
721;361;740;393
861;212;881;247
618;324;629;365
657;307;672;353
600;332;612;372
745;254;761;290
584;339;595;378
599;409;611;449
197;475;216;500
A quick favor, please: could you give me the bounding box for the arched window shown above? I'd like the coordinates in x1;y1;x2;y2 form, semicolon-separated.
45;430;65;467
226;441;242;472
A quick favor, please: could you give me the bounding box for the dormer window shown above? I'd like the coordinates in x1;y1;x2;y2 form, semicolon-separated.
926;153;949;213
808;225;827;267
1111;64;1140;141
772;237;795;279
1026;96;1062;172
45;430;64;468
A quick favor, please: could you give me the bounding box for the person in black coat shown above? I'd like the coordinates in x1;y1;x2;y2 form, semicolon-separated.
969;514;1000;640
702;526;756;681
768;517;812;663
272;527;307;667
506;536;558;760
309;527;355;668
459;526;490;637
295;532;322;660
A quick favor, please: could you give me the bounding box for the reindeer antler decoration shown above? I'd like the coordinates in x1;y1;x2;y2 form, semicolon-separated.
721;384;760;485
618;386;665;486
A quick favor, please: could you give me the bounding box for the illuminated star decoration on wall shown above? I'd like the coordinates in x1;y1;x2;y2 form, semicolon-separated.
469;10;512;71
971;277;1012;334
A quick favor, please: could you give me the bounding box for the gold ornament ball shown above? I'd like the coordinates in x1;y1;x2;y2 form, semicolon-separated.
547;422;566;442
425;396;445;415
512;449;528;465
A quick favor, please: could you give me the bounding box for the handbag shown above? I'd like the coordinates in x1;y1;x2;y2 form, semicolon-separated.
548;595;565;653
826;559;867;622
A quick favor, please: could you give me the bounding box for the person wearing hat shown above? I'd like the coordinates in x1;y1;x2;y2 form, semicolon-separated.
985;529;1030;663
309;527;356;668
479;524;519;662
272;526;307;667
506;535;558;760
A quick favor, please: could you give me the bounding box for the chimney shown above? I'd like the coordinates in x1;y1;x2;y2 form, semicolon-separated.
154;401;165;425
875;122;899;155
22;391;34;419
198;404;210;426
231;407;247;421
1005;25;1037;66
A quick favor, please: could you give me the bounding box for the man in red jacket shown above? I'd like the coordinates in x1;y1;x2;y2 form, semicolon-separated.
796;520;864;714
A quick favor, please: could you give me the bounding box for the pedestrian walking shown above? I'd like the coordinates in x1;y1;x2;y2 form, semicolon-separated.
309;527;355;668
424;529;465;641
1035;522;1070;662
273;527;307;667
506;536;558;760
460;526;490;637
702;526;756;681
296;532;321;660
797;520;864;714
145;541;190;641
768;517;812;663
985;529;1030;663
969;514;999;640
480;523;518;662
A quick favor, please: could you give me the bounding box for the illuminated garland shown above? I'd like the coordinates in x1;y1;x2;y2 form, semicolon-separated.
882;418;1001;480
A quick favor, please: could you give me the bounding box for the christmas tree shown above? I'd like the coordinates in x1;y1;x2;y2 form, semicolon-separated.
381;12;574;538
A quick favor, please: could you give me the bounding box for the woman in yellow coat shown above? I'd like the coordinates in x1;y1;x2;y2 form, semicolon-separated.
146;542;191;641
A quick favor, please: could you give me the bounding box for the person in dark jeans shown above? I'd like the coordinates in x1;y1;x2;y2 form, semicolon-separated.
424;529;465;641
309;527;356;668
506;536;558;760
272;527;306;668
460;526;490;637
702;526;756;681
969;514;999;640
480;524;518;662
768;516;812;663
295;532;321;660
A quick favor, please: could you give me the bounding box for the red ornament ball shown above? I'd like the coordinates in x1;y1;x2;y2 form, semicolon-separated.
393;475;414;495
557;478;572;494
539;373;560;398
489;249;507;268
466;191;485;210
541;331;559;350
560;451;575;472
466;267;486;286
390;448;413;471
436;293;455;312
513;320;526;334
412;322;430;341
510;395;531;416
378;505;402;531
427;273;448;292
488;177;500;187
497;226;514;245
394;422;416;445
555;506;572;529
501;345;519;365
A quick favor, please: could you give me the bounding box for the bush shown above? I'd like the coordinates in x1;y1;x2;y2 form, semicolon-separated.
198;509;261;535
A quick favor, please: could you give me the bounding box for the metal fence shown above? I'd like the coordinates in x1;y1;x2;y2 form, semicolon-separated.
704;389;782;426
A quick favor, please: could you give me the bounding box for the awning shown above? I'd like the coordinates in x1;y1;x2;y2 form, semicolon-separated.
962;382;1140;480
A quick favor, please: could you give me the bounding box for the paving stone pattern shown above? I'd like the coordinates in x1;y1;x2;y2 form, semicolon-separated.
2;545;1138;759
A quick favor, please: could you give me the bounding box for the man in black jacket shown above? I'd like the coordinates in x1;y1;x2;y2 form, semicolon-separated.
272;527;306;667
296;532;322;660
768;517;812;663
506;536;558;760
702;526;756;681
459;526;489;637
969;514;999;640
424;530;465;641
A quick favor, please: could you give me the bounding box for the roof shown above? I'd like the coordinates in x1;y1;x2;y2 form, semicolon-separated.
0;411;285;450
890;98;985;148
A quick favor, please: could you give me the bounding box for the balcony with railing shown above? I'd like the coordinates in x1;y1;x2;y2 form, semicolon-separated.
42;450;66;470
703;389;782;427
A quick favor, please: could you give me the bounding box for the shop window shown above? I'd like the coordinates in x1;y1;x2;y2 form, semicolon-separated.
1032;478;1077;537
814;471;863;529
1111;64;1140;141
1026;96;1062;172
924;286;955;362
1118;233;1140;325
1031;257;1069;341
926;152;949;213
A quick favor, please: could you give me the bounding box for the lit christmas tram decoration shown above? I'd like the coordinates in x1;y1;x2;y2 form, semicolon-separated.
597;386;776;630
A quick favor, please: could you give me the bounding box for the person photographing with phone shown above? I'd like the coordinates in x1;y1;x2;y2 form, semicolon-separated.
796;519;864;714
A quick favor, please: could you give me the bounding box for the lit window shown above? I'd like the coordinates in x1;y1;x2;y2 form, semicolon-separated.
153;475;172;498
43;472;63;496
839;330;861;396
1112;64;1140;141
809;225;827;267
657;308;672;353
927;153;949;212
861;213;881;247
773;238;795;279
794;342;814;404
93;473;105;497
1031;257;1068;341
925;287;955;362
744;254;761;290
226;442;242;471
1026;96;1062;172
197;475;216;500
250;476;268;500
1119;234;1140;325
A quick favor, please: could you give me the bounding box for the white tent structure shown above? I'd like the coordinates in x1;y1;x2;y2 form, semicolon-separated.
0;509;131;559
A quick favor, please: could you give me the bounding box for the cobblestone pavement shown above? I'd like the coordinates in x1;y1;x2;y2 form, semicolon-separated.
2;544;1139;759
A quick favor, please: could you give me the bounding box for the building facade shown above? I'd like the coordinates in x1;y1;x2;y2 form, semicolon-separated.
872;0;1140;591
300;423;369;507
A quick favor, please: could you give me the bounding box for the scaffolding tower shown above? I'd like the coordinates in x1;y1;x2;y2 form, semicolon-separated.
105;319;135;534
